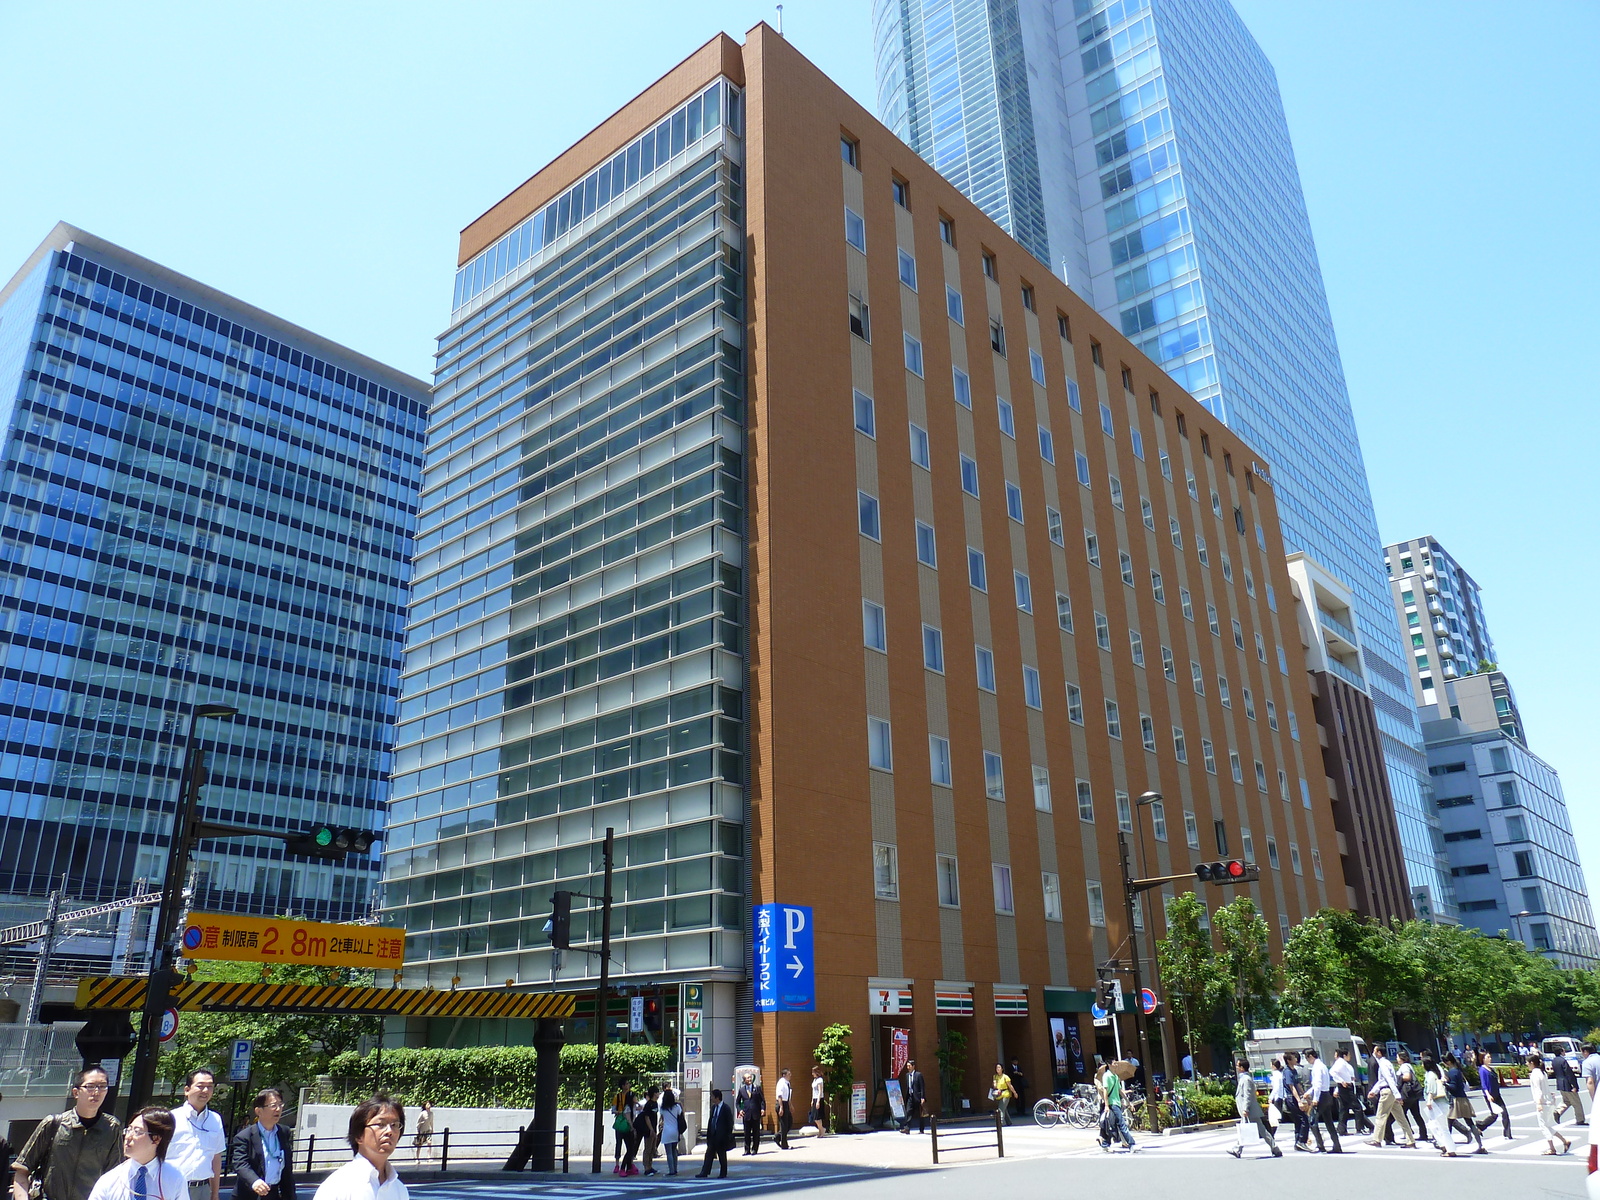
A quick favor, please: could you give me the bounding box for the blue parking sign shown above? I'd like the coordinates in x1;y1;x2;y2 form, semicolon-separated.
754;904;814;1012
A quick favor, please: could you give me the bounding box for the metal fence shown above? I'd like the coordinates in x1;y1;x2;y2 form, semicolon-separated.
0;1024;85;1097
929;1113;1005;1164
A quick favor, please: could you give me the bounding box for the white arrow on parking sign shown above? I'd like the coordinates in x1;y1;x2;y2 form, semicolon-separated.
787;955;804;978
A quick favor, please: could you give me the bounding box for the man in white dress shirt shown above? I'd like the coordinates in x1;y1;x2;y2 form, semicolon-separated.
167;1072;225;1200
312;1098;407;1200
87;1109;185;1200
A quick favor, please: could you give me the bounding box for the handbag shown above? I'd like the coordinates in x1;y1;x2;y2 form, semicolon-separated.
1237;1118;1261;1145
987;1088;999;1100
613;1110;632;1134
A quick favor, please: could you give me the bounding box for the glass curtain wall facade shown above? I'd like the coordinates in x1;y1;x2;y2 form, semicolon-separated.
875;0;1453;917
383;81;749;991
0;227;425;931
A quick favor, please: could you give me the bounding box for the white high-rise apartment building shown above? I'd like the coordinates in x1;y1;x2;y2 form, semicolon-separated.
873;0;1453;917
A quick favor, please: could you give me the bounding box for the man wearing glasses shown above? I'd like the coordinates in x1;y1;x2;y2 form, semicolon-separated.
167;1071;226;1200
229;1089;295;1200
11;1067;124;1200
312;1098;406;1200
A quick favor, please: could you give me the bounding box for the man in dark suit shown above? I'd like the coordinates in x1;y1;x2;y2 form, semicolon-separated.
899;1060;927;1134
229;1088;296;1200
695;1089;734;1179
734;1072;765;1156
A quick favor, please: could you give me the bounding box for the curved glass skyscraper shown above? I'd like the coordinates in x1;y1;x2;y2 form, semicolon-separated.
874;0;1454;917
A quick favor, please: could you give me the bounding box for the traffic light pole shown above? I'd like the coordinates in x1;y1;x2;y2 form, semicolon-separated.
590;827;614;1175
1116;833;1153;1087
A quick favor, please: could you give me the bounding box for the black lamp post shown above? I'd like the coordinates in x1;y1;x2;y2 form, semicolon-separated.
124;702;237;1110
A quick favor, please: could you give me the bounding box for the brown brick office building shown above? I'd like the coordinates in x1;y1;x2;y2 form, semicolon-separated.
394;24;1344;1115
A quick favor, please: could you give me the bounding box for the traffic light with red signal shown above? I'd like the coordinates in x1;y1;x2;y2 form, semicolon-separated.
1194;860;1260;885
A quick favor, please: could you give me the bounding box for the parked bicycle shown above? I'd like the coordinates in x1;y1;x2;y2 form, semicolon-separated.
1032;1084;1100;1128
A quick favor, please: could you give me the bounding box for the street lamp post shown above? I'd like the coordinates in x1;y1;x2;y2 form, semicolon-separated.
1133;790;1170;1085
1510;909;1532;949
124;702;237;1110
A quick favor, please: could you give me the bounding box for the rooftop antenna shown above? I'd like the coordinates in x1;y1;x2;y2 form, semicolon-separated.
776;4;783;35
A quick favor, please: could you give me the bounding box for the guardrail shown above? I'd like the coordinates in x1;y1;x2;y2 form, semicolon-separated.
294;1125;569;1174
929;1112;1004;1164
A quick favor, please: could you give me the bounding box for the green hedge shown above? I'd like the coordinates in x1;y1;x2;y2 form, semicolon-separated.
1193;1094;1237;1123
323;1043;672;1109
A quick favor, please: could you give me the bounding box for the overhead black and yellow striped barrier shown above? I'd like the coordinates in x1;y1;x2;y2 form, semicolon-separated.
74;975;576;1020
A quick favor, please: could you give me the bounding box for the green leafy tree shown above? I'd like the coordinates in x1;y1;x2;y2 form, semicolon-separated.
934;1028;968;1115
812;1023;854;1132
1157;892;1225;1064
1279;909;1407;1042
1212;896;1276;1046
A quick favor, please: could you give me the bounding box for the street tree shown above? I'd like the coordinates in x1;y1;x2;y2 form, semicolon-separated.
1212;896;1276;1045
1156;892;1225;1063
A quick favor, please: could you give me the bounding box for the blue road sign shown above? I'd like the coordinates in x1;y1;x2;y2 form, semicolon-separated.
754;903;814;1012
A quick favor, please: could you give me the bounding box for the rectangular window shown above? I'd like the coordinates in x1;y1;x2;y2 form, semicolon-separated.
1161;646;1176;681
989;318;1006;354
953;367;972;408
1278;770;1289;802
922;624;945;672
967;547;987;590
1086;881;1106;927
1266;839;1280;871
1142;497;1155;530
1056;592;1073;632
939;215;955;245
849;293;870;340
960;454;980;496
897;247;918;289
1170;518;1183;549
867;716;893;770
1289;843;1303;876
1301;778;1311;809
992;864;1015;914
1140;713;1156;751
1131;428;1145;460
1094;611;1111;650
1151;800;1168;841
1033;765;1052;812
1042;872;1062;921
1256;632;1267;662
1076;451;1092;487
984;751;1005;799
975;645;997;691
1218;675;1231;706
1229;752;1243;783
892;177;909;207
915;521;938;567
1085;531;1101;567
1160;450;1172;480
903;333;924;376
1022;665;1043;708
1105;699;1122;739
1254;760;1267;792
848;392;878;443
1197;536;1209;566
1030;350;1046;385
1180;588;1194;620
982;251;997;279
858;491;880;540
1066;683;1084;724
1288;711;1300;741
1232;619;1244;649
1120;552;1135;585
1110;475;1124;509
1202;739;1216;774
1221;553;1233;583
1172;726;1187;761
1191;661;1205;693
1100;403;1115;437
1014;571;1033;612
844;205;866;250
1243;689;1256;720
874;843;899;899
946;285;964;324
863;599;887;651
1047;507;1064;545
1185;810;1200;849
1076;779;1095;822
1207;604;1220;635
1498;780;1517;806
1021;284;1035;311
1116;790;1133;833
842;135;859;166
1039;426;1055;462
937;854;960;907
997;397;1016;437
1067;378;1082;412
1311;849;1323;881
909;422;930;468
1129;630;1145;666
1244;569;1255;598
1151;571;1165;603
929;735;952;787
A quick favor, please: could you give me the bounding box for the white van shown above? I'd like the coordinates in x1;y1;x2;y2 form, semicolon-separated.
1543;1036;1583;1071
1245;1027;1367;1078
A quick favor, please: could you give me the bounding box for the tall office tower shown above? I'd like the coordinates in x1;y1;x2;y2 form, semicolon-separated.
874;0;1451;919
0;225;426;951
388;24;1343;1097
1384;537;1596;961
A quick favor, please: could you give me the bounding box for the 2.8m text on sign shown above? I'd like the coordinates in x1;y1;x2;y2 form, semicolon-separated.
181;911;403;969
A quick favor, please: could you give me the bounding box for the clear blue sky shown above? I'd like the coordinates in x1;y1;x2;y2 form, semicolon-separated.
2;2;1594;907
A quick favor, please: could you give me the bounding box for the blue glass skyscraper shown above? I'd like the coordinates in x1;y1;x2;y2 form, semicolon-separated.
0;225;426;939
875;0;1453;916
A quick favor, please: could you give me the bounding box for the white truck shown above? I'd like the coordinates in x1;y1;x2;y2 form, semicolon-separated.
1244;1027;1368;1079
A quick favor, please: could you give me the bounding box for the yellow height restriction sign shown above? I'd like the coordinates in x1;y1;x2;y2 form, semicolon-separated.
181;912;403;969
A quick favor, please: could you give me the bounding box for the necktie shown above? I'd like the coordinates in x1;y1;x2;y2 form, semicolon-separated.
133;1165;149;1200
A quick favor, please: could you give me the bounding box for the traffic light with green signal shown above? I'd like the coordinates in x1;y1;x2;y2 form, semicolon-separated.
285;825;377;859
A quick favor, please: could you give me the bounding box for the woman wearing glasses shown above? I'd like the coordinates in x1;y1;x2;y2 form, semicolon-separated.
86;1110;184;1200
311;1098;407;1200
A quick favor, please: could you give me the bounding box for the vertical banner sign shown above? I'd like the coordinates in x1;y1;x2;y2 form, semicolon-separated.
889;1027;911;1080
753;904;814;1012
1049;1017;1068;1078
629;995;644;1033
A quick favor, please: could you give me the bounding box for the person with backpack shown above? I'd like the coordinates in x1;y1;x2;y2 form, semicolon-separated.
1393;1051;1427;1144
658;1089;684;1177
12;1068;124;1200
633;1087;660;1176
611;1089;640;1176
